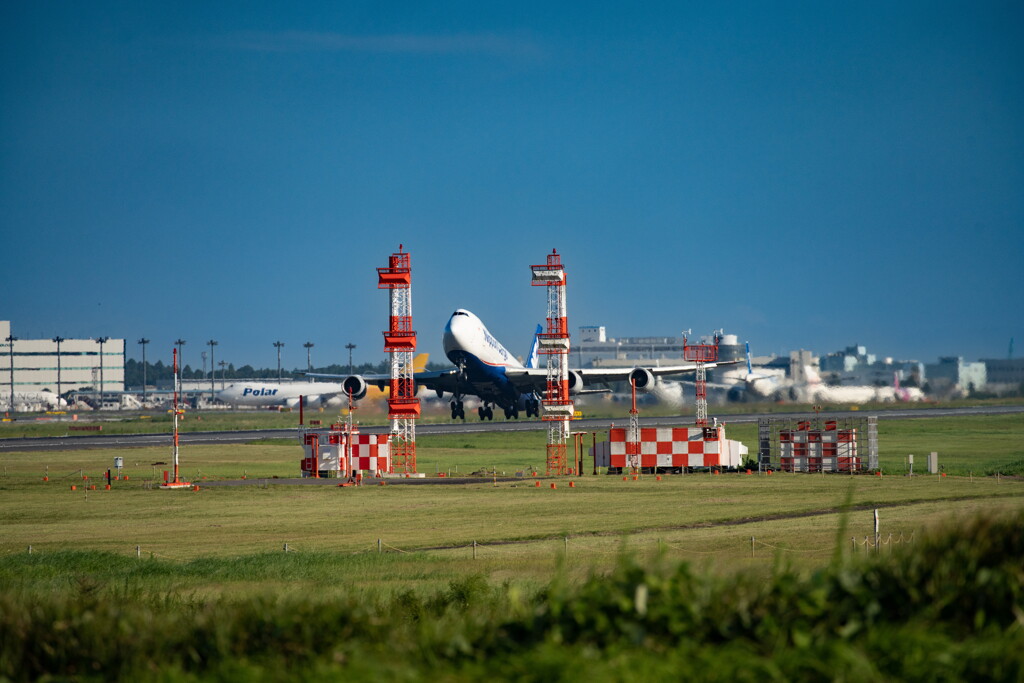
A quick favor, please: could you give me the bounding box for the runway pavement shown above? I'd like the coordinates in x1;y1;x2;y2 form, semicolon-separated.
1;405;1021;453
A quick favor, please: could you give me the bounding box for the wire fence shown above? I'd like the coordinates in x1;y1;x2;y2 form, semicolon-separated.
7;528;916;564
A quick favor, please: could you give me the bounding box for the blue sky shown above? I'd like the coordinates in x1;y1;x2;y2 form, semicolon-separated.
2;2;1021;371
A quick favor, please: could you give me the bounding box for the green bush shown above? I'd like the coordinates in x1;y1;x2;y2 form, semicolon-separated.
2;511;1022;681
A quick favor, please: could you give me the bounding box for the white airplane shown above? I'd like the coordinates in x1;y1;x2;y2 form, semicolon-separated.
312;309;737;420
719;342;788;402
800;366;879;404
0;390;67;412
875;372;926;403
217;354;429;409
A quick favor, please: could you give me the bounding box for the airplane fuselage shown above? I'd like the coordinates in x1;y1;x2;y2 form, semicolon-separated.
443;309;527;409
217;381;345;408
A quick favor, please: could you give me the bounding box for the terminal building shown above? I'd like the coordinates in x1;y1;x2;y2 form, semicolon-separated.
925;356;987;396
818;344;925;387
576;326;745;368
980;358;1024;395
0;320;125;397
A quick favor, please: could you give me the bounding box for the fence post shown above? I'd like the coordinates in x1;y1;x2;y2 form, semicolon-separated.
751;536;755;558
874;509;880;554
473;540;477;560
378;539;382;554
136;545;141;559
27;545;32;555
283;543;289;553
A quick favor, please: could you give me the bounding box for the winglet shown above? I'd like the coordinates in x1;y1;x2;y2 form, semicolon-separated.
745;342;753;375
413;353;429;372
526;324;543;368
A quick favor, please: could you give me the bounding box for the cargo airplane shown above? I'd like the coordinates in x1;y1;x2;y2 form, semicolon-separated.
309;309;738;420
216;354;429;409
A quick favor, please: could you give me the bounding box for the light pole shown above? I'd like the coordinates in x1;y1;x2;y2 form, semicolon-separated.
6;335;17;412
52;336;65;402
174;339;186;404
174;338;186;376
137;338;150;402
95;337;109;404
218;361;227;389
346;343;356;375
274;341;285;381
207;340;218;400
303;341;314;373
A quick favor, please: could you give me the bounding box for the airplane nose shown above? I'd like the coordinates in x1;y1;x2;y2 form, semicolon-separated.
444;314;471;355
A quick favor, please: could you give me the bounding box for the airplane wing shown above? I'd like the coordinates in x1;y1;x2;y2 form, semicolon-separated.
409;369;463;396
503;361;740;394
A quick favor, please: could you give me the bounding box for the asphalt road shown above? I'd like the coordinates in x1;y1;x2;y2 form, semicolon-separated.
1;404;1021;453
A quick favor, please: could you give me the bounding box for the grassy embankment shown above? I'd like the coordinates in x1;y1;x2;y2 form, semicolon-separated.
1;511;1022;680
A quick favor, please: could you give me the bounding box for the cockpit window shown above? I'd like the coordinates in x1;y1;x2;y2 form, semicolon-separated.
452;311;469;317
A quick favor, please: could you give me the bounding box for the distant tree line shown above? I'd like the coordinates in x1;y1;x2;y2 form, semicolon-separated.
123;358;447;387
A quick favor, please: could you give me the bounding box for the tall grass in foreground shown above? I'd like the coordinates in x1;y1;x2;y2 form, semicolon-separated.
2;510;1022;681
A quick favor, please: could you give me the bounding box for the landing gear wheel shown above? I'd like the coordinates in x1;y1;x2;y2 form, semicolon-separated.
451;400;466;420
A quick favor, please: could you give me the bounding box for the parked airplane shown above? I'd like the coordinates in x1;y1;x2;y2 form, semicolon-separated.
0;390;67;412
799;366;879;403
311;309;737;420
892;373;925;402
875;372;926;403
719;342;788;402
217;354;429;409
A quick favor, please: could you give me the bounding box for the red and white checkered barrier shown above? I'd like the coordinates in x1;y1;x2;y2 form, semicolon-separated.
349;433;390;473
300;430;391;476
592;426;746;470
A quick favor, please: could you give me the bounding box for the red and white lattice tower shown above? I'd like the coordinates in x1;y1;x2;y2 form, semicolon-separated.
531;249;573;475
683;333;720;427
627;373;641;474
378;245;419;474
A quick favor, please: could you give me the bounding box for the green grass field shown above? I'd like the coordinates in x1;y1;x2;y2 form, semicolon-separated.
1;412;1022;595
2;411;1023;679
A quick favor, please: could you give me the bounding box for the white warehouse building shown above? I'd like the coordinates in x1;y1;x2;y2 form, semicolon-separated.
0;320;125;398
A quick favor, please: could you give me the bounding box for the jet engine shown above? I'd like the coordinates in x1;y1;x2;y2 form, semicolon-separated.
341;376;368;401
567;370;585;394
628;368;656;391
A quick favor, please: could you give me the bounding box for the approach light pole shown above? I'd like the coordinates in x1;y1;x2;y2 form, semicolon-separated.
346;343;356;375
95;337;109;403
52;336;65;402
174;339;186;376
137;338;150;402
207;340;218;400
303;341;314;374
6;335;17;412
274;341;285;381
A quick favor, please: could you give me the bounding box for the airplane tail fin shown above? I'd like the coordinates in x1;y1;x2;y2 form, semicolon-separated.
745;342;753;375
413;353;429;373
525;325;543;368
